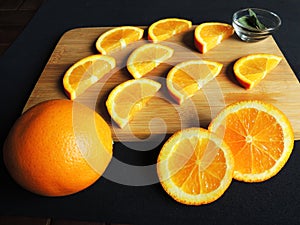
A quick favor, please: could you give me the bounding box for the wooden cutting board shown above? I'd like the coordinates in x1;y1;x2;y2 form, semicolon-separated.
23;26;300;141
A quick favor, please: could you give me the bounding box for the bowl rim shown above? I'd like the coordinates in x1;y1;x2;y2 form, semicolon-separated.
232;7;282;32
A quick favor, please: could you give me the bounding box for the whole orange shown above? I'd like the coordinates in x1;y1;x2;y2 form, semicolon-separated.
3;99;113;197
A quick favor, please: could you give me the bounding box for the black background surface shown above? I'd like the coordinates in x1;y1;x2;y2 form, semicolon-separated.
0;0;300;224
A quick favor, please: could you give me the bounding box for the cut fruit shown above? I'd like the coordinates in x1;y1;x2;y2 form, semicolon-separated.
233;53;282;89
127;43;174;79
148;18;192;43
106;78;161;128
95;26;144;55
157;127;234;205
208;100;294;182
166;60;223;104
194;22;234;53
63;55;116;100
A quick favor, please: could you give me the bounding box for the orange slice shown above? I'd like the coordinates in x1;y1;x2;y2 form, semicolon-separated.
127;43;174;79
157;127;234;205
95;26;144;55
166;60;223;104
233;53;282;89
208;100;294;182
106;78;161;128
63;55;116;100
194;22;234;53
148;18;192;43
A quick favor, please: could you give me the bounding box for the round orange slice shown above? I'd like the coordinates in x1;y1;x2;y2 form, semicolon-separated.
95;26;144;55
157;127;234;205
208;100;294;182
127;43;174;79
233;53;282;89
166;60;223;104
63;55;116;100
194;22;234;53
106;78;161;128
148;18;192;43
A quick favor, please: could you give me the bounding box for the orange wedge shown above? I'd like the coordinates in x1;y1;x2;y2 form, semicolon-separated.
148;18;192;43
106;78;161;128
127;43;174;79
95;26;144;55
63;55;116;100
194;22;234;53
157;127;234;205
208;100;294;182
166;60;223;104
233;53;282;89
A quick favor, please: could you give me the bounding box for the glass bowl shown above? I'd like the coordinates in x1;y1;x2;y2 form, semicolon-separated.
232;8;281;42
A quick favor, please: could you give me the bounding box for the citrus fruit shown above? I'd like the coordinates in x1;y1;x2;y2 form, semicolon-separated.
3;99;113;196
208;100;294;182
166;60;223;104
157;127;234;205
194;22;234;53
148;18;192;42
95;26;144;55
233;53;282;89
63;54;116;100
127;43;174;79
106;78;161;128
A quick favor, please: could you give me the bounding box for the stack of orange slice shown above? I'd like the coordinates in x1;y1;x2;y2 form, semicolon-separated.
157;100;294;205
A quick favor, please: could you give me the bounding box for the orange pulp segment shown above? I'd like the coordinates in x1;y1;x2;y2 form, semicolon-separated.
127;43;174;79
95;26;144;55
194;22;234;53
63;55;116;100
157;127;234;205
233;53;282;89
148;18;192;43
166;60;223;104
106;78;161;128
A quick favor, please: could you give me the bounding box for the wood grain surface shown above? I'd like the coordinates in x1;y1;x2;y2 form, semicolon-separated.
23;26;300;141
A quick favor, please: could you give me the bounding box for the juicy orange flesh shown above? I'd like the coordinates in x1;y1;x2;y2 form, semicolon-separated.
238;57;280;81
200;25;232;38
135;46;171;60
200;25;233;50
132;61;157;76
217;108;284;174
100;29;141;52
153;21;190;36
171;63;217;96
239;58;267;77
113;82;157;118
130;47;171;75
69;60;112;89
171;68;199;97
168;137;227;195
266;58;281;70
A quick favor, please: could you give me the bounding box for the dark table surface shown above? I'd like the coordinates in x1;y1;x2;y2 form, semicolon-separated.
1;0;300;224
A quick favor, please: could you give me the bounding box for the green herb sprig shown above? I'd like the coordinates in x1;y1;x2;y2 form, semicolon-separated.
237;9;266;30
